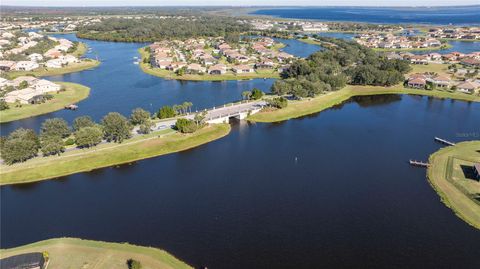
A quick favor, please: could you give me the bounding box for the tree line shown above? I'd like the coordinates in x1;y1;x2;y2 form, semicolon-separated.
271;37;411;99
77;17;252;42
0;103;208;165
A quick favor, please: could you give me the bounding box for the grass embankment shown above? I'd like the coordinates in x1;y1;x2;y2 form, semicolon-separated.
0;238;192;269
297;38;323;46
248;85;480;123
0;82;90;123
71;42;88;57
427;141;480;230
0;124;231;186
5;60;100;79
139;48;279;81
373;43;453;52
439;38;480;42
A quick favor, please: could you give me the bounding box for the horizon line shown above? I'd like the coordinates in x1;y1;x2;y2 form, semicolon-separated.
1;4;480;8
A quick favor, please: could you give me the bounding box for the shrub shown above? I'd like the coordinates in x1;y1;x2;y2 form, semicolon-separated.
175;118;198;133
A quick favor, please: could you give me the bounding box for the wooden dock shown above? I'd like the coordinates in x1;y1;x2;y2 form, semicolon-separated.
434;137;455;146
409;160;430;167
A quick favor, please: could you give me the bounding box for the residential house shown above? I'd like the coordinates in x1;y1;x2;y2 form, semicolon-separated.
28;53;44;62
208;64;227;75
456;81;480;94
460;57;480;67
232;65;254;74
186;63;206;74
13;61;39;71
429;75;451;88
0;60;15;71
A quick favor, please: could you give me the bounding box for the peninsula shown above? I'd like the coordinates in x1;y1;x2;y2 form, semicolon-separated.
0;238;192;269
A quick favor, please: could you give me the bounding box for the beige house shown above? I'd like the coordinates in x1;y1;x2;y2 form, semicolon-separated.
456;81;480;94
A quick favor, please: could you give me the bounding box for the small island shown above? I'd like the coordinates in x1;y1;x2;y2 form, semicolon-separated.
427;141;480;229
0;238;192;269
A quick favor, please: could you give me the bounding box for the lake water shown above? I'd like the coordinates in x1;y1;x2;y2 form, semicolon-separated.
2;94;480;268
0;34;323;135
252;6;480;25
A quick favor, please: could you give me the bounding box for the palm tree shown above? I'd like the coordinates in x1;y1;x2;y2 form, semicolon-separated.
242;91;252;101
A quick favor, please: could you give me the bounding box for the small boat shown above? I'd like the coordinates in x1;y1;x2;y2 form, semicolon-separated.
65;104;78;110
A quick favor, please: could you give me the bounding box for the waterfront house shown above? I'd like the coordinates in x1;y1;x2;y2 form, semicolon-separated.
186;63;206;74
429;75;451;88
255;60;275;69
232;65;254;74
407;77;427;89
33;79;61;93
456;81;480;94
208;64;227;75
13;61;39;71
45;58;64;68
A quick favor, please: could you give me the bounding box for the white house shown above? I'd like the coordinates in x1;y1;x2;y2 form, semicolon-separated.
13;61;39;71
28;53;44;62
45;59;63;68
33;79;61;93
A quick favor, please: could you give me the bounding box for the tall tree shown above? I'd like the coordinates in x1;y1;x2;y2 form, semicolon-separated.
130;108;151;125
73;116;95;131
0;128;39;164
157;105;176;119
75;126;103;148
40;135;65;156
40;118;71;138
101;112;132;143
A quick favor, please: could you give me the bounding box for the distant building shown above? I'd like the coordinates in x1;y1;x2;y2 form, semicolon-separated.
0;252;46;269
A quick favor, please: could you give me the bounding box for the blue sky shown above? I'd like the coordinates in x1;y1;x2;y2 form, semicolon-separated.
2;1;479;6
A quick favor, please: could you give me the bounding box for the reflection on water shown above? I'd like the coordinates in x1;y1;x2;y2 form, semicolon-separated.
2;95;479;269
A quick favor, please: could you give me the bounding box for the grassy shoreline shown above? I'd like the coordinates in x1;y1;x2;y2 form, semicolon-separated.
5;60;100;79
373;43;453;52
138;48;280;81
0;82;90;123
0;238;192;269
427;141;480;230
248;85;479;122
0;124;231;186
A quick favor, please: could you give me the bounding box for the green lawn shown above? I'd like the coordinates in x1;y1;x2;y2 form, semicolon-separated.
0;82;90;123
0;238;192;269
139;48;279;81
410;63;450;76
428;141;480;230
5;59;100;79
0;124;231;185
248;84;480;123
